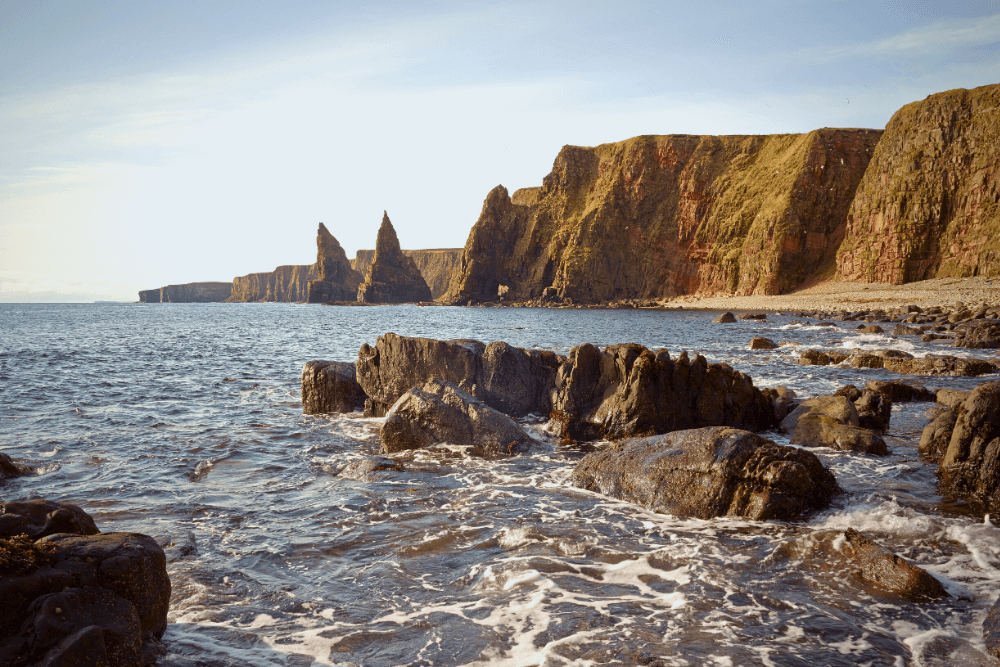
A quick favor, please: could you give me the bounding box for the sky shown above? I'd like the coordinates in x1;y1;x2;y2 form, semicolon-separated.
1;1;999;302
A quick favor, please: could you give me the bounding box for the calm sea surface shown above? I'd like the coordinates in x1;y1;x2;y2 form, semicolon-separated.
1;303;998;666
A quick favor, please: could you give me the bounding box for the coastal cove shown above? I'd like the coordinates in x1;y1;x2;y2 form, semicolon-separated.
2;303;999;665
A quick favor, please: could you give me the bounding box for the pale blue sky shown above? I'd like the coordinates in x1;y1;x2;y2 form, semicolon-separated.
2;1;998;301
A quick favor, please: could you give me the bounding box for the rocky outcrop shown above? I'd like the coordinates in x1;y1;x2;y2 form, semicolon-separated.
380;379;533;458
353;249;463;300
228;264;316;302
0;499;100;541
837;84;1000;283
138;282;231;303
301;361;367;414
355;333;562;418
571;427;838;520
306;223;363;303
357;213;433;303
445;129;880;304
937;381;1000;513
796;349;997;376
842;528;948;602
953;320;1000;349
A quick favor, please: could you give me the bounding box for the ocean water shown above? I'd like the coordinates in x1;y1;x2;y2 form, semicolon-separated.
1;302;998;666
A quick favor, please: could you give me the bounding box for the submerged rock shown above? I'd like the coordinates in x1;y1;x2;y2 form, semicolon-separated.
337;457;404;481
748;337;777;350
571;427;838;521
0;452;25;479
842;528;948;602
357;213;433;304
301;360;367;414
380;379;533;458
712;312;736;324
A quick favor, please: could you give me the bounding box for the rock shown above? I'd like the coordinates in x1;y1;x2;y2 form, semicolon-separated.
790;414;888;455
953;321;1000;349
570;427;838;521
306;223;364;303
739;313;767;320
0;453;24;479
855;390;892;433
935;388;970;409
842;528;949;601
798;349;832;366
380;379;533;458
352;249;463;301
865;380;934;402
939;381;1000;512
550;345;775;441
834;384;862;401
882;355;997;377
337;457;404;481
986;596;1000;660
355;333;561;418
762;386;796;422
0;500;100;540
301;361;367;414
356;213;433;304
781;395;860;433
712;312;737;323
445;129;880;304
892;324;922;335
137;282;231;303
920;332;952;342
919;409;957;462
859;325;885;334
837;83;1000;283
748;337;777;350
229;264;316;302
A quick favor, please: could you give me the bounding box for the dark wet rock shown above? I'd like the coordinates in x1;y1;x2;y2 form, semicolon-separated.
739;313;767;321
0;453;24;479
781;396;859;433
571;427;838;521
882;355;997;377
338;457;404;481
865;380;934;403
380;379;533;458
551;344;775;441
855;390;892;434
301;361;367;415
834;384;862;402
919;408;957;462
798;349;832;366
893;324;922;336
935;388;970;409
790;414;888;455
985;595;1000;660
305;223;363;303
712;312;736;323
939;381;1000;513
953;321;1000;349
920;332;952;343
842;528;949;602
860;325;885;334
748;337;777;350
356;213;433;304
0;500;100;541
761;386;796;423
355;333;561;418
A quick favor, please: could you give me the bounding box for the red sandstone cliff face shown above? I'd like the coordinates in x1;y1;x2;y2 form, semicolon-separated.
445;129;880;304
837;84;1000;284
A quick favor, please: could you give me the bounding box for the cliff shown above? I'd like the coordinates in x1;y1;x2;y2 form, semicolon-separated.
352;248;462;300
138;282;232;303
837;84;1000;283
357;213;433;303
228;264;316;302
445;129;881;304
306;223;363;303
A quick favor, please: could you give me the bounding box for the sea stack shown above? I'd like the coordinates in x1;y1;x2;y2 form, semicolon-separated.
306;223;363;303
357;212;433;303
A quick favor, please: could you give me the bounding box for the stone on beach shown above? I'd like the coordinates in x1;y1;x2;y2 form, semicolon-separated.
571;427;838;521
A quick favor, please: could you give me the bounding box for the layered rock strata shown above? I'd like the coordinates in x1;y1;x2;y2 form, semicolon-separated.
352;249;463;300
571;427;838;520
306;223;363;303
138;282;232;303
357;213;433;303
445;128;880;304
837;84;1000;284
229;264;316;302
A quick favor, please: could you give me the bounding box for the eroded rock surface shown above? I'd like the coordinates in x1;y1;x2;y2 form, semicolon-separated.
571;427;838;521
356;213;433;304
842;528;948;602
301;361;366;414
229;264;316;302
352;249;463;300
306;223;363;303
938;381;1000;513
0;500;100;541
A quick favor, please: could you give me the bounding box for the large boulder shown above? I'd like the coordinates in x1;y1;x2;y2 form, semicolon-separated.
380;379;533;458
953;321;1000;349
939;381;1000;513
783;396;887;455
355;333;561;418
301;361;367;414
865;380;934;402
781;396;859;432
571;427;838;521
712;312;736;323
0;453;25;479
842;528;948;602
986;596;1000;660
919;409;957;462
0;500;100;541
356;212;433;304
854;390;892;434
551;345;775;441
748;337;778;350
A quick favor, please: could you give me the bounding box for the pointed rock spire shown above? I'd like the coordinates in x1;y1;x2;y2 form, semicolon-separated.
357;212;433;303
306;222;362;303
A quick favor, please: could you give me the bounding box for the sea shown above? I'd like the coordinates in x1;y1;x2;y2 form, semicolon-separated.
1;302;998;667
